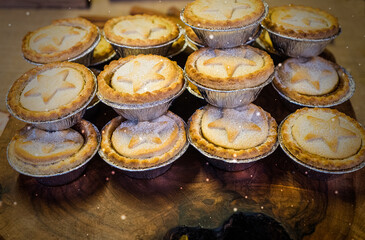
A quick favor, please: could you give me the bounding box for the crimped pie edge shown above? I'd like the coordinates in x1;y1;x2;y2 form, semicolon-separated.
188;104;278;160
185;45;274;90
22;17;99;64
7;119;100;176
6;61;96;122
280;107;365;171
100;111;187;169
97;54;184;105
103;14;179;47
262;5;339;39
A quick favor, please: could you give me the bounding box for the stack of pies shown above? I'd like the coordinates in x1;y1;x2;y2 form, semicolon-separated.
97;54;188;177
6;61;100;185
182;0;278;169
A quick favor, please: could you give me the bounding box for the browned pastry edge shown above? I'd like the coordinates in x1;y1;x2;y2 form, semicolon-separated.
22;17;99;63
262;5;339;39
97;54;184;104
7;62;96;122
183;0;265;29
188;105;278;160
100;111;187;169
280;108;365;171
185;45;274;90
8;119;99;175
273;58;350;106
103;14;179;47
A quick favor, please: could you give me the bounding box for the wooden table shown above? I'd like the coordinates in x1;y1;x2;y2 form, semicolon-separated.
0;1;364;239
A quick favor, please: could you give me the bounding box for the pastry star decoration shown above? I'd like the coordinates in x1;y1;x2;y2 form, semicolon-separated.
288;62;332;90
119;20;166;39
208;108;261;143
202;0;251;19
281;14;328;27
203;49;256;77
33;28;81;53
305;115;357;152
24;69;76;104
120;121;170;148
117;60;166;92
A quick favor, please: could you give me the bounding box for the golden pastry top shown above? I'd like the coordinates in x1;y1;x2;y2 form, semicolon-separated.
185;45;274;90
22;17;99;63
97;54;184;104
262;5;339;39
280;108;365;171
104;14;179;47
20;67;84;112
7;62;96;122
273;56;351;106
188;104;278;160
201;105;269;149
183;0;265;29
14;127;84;164
7;120;100;176
100;111;187;169
112;115;180;159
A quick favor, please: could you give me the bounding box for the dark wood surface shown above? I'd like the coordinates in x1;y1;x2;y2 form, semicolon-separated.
1;47;364;239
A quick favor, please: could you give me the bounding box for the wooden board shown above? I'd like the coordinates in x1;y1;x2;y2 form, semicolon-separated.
1;46;364;239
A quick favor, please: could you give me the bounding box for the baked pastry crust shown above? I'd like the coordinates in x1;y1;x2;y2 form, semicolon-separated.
273;57;350;106
7;61;96;122
22;17;99;63
97;54;184;104
103;14;179;47
185;45;274;90
280;108;365;171
183;0;265;29
188;104;277;160
262;5;339;39
100;111;187;169
8;119;99;175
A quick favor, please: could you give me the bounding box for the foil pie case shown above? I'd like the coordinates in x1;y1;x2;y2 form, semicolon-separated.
180;2;268;49
7;121;101;186
97;76;187;121
185;26;263;51
260;25;342;58
184;70;274;108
